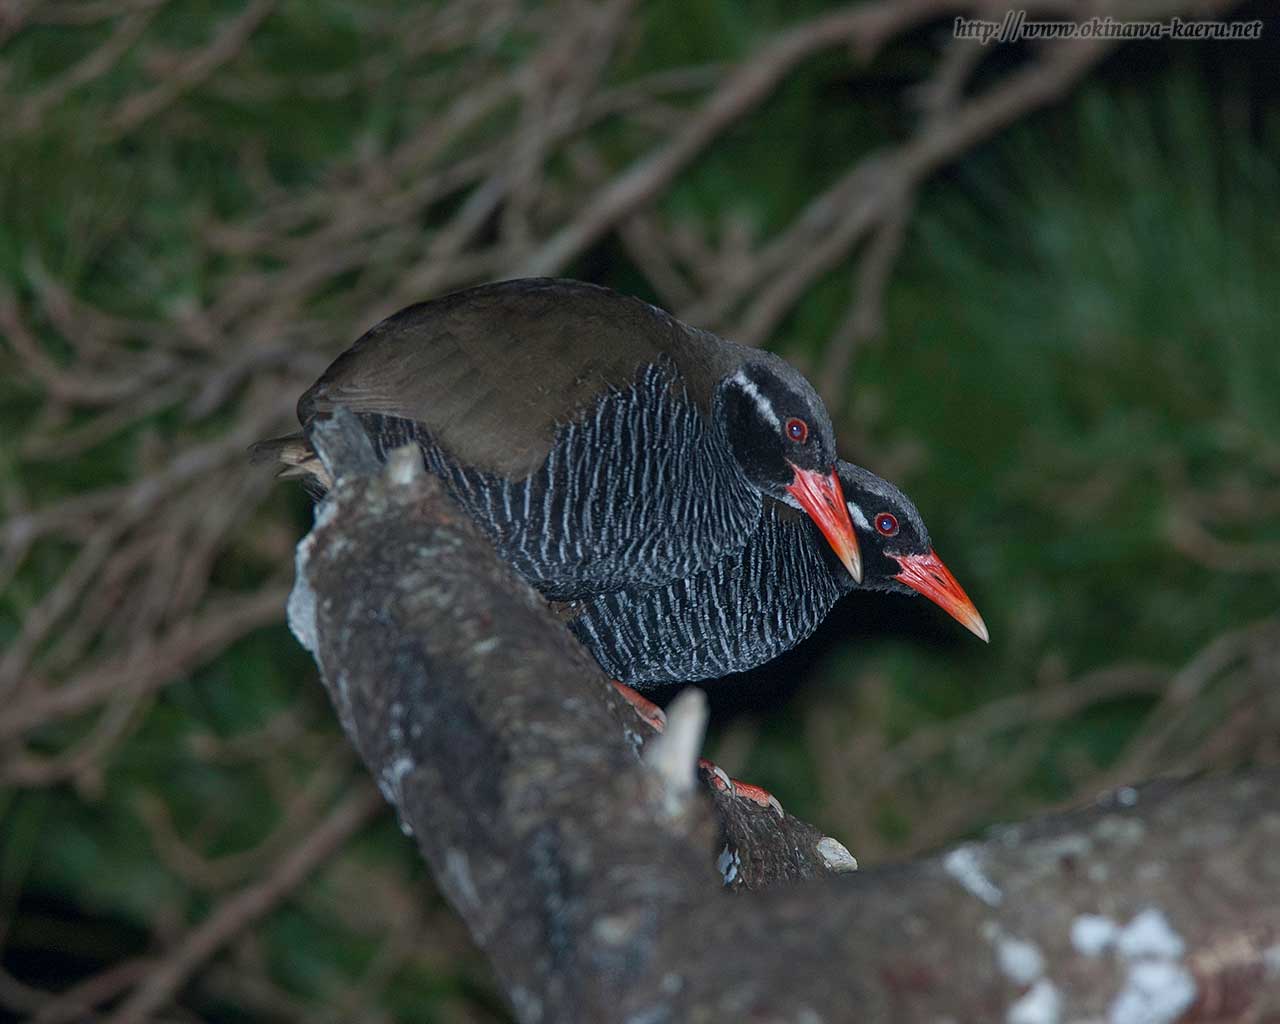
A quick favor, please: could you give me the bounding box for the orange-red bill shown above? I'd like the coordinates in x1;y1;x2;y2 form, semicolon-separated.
786;465;862;583
892;549;988;642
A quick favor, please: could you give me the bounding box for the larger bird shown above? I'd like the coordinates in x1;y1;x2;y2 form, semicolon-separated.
255;278;862;599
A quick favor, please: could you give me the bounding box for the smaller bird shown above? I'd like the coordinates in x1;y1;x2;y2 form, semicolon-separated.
567;459;987;688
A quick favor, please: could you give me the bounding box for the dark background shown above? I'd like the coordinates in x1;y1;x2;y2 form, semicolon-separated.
1;2;1277;1020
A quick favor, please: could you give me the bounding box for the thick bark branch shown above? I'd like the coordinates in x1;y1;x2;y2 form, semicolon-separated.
292;409;1280;1023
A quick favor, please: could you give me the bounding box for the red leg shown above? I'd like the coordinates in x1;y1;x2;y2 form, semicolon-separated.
611;683;782;817
698;758;784;818
611;681;667;733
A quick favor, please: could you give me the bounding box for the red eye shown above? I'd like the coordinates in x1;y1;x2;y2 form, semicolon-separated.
785;417;808;443
875;512;899;537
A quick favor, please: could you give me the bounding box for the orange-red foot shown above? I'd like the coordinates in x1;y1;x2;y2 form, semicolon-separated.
698;758;784;818
611;681;667;733
611;684;782;817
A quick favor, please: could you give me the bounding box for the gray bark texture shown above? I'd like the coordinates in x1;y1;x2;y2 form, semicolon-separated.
289;408;1280;1024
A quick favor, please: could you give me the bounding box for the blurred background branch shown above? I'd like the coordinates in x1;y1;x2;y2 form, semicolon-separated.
1;0;1276;1020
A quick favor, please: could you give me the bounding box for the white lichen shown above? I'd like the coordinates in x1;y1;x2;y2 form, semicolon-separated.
1107;961;1195;1024
943;844;1003;906
286;546;318;653
285;497;340;655
1115;908;1186;961
1062;908;1197;1024
717;844;741;886
379;755;416;807
816;836;858;874
996;933;1046;985
1007;978;1061;1024
1071;914;1119;957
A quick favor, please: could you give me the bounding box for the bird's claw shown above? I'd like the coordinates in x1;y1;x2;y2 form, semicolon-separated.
611;680;667;733
698;758;784;818
730;779;785;818
699;758;733;793
611;684;783;818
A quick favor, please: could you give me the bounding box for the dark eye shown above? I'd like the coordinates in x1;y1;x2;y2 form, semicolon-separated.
875;512;899;537
785;417;808;443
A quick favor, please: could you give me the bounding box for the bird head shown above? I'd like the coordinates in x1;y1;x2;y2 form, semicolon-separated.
718;355;861;582
835;462;989;642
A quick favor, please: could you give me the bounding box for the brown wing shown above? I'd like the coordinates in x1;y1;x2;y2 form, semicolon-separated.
298;278;743;478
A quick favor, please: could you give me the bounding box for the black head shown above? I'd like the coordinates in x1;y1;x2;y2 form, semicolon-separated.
716;353;838;490
717;353;861;581
832;462;988;641
835;463;930;594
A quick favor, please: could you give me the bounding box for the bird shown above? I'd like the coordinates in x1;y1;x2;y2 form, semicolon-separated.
567;459;988;688
253;277;862;600
257;278;987;816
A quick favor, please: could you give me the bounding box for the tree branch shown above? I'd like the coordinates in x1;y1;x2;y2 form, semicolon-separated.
291;408;1280;1022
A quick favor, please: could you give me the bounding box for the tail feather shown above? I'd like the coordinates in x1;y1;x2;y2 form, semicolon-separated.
249;432;306;464
249;432;333;491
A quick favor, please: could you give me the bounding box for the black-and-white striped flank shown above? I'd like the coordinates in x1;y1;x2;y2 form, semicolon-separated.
569;505;843;685
357;362;763;601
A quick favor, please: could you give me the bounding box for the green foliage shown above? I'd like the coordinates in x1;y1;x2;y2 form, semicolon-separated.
742;65;1280;826
2;3;1277;1018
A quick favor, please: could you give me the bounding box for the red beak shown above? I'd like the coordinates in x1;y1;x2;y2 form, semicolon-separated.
786;465;862;583
892;549;989;642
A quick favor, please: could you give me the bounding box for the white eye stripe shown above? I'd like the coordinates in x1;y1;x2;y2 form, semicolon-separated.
730;370;781;429
846;501;871;531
